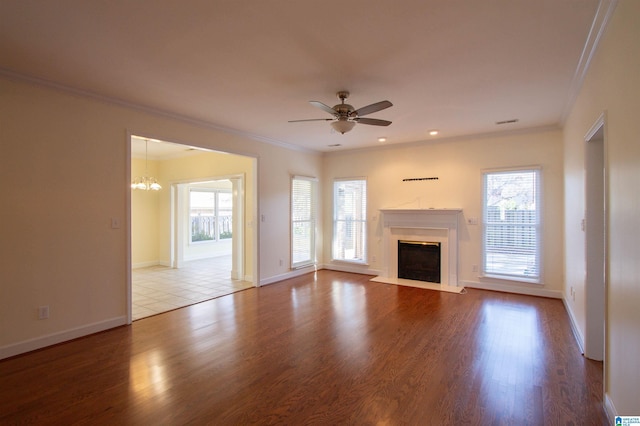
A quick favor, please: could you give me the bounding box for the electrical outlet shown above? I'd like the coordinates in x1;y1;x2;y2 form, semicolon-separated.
38;305;50;320
472;264;478;273
372;255;377;263
279;259;283;267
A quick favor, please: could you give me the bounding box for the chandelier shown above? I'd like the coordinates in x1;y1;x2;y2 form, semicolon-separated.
131;139;161;191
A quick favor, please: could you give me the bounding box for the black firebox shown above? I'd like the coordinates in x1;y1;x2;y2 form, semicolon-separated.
397;240;441;283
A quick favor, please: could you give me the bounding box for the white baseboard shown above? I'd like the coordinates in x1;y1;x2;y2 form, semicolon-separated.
461;280;562;299
0;316;127;360
604;393;617;421
259;266;317;286
132;260;160;269
371;276;464;294
562;297;585;355
320;262;380;276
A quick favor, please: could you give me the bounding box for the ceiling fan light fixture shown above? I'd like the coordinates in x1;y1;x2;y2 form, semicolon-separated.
331;119;356;134
290;91;392;135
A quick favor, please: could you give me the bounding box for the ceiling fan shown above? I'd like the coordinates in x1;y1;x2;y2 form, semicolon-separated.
289;91;392;134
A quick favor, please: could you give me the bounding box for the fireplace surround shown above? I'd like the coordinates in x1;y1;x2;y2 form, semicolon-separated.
377;208;461;287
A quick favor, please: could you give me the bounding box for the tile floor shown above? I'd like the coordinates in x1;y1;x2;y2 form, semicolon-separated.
132;255;253;320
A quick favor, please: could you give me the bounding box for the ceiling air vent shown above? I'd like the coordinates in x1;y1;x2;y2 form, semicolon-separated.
496;119;519;125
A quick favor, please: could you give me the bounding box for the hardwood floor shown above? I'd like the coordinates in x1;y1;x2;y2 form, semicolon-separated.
0;271;606;425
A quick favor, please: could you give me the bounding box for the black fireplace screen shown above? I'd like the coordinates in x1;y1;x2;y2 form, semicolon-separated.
397;240;441;283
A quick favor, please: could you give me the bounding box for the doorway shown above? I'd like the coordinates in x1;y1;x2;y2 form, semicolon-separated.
128;135;257;321
584;115;606;361
171;177;244;281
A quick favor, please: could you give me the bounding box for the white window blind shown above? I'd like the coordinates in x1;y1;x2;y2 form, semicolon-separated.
482;168;541;282
333;179;367;263
291;176;316;268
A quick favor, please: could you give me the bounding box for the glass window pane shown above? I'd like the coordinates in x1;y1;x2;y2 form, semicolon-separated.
190;189;232;242
333;179;367;263
190;190;216;242
291;177;316;267
483;169;540;282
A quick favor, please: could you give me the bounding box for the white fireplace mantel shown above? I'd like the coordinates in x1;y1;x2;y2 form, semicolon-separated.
378;208;462;286
380;208;462;226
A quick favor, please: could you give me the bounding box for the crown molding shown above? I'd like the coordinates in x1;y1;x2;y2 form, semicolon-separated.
560;0;619;124
0;68;318;155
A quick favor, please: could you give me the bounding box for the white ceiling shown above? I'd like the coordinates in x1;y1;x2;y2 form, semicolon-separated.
0;0;602;153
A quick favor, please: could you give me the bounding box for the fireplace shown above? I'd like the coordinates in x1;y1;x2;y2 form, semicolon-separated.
398;240;441;283
377;208;461;286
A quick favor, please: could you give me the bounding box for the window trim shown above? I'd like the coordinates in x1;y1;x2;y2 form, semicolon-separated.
481;166;542;284
290;175;317;269
332;177;368;264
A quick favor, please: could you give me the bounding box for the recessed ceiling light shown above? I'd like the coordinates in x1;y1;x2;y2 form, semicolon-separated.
429;130;439;136
378;137;387;143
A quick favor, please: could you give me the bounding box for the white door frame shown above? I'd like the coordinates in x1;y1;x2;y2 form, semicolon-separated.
127;132;260;325
584;112;607;361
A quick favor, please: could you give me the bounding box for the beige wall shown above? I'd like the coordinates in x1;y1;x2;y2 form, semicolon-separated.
322;129;565;296
0;76;322;357
131;157;161;267
563;0;640;415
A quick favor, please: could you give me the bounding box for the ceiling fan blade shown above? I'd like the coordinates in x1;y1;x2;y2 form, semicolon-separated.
354;100;393;117
309;101;338;116
288;118;334;123
355;117;392;126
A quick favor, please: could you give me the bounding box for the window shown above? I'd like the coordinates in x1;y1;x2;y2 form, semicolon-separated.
291;176;317;268
190;188;232;243
333;178;367;263
482;168;541;282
